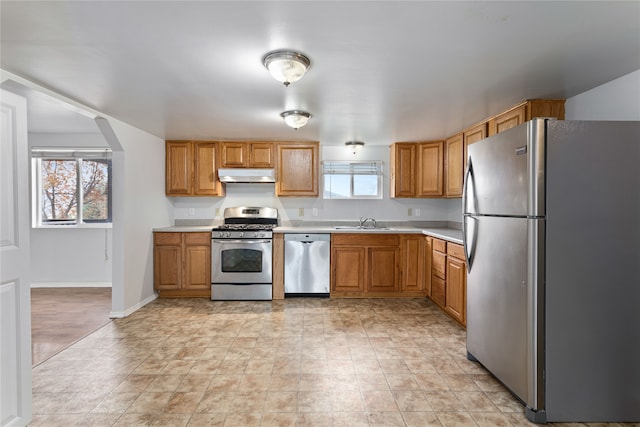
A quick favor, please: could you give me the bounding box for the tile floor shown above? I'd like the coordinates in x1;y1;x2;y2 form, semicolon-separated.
29;298;635;426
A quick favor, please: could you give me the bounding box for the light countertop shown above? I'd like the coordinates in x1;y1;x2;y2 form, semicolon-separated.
154;223;463;245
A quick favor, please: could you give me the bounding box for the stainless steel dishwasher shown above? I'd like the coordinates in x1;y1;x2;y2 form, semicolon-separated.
284;233;330;297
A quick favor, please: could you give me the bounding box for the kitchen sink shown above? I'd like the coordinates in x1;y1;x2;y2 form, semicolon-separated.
332;226;392;231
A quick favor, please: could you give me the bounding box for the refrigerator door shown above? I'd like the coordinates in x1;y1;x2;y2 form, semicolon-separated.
465;119;546;217
466;215;544;412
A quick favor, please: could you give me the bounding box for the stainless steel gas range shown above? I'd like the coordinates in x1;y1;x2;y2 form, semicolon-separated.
210;207;277;300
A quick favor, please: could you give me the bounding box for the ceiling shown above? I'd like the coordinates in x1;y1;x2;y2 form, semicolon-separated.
1;1;639;145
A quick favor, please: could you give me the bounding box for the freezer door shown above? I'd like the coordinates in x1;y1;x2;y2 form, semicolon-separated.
465;119;545;217
466;215;544;411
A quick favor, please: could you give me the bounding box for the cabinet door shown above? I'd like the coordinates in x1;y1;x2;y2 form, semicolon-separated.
446;256;466;325
194;142;222;196
463;122;488;173
276;144;318;196
445;133;464;197
332;246;366;293
488;105;526;136
390;143;416;197
166;141;193;195
154;233;182;291
424;236;433;296
367;246;399;292
183;233;211;291
400;235;424;292
416;141;444;197
221;142;246;167
250;143;274;168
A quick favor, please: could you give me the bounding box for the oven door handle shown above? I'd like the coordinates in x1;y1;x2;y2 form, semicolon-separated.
212;239;272;244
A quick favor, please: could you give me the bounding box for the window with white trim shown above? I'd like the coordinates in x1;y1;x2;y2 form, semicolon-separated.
32;148;112;226
322;160;383;199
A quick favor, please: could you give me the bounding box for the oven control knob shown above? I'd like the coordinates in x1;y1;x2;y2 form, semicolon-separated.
222;232;230;238
239;232;244;238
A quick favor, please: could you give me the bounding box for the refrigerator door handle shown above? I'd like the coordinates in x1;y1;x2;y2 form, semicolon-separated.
463;158;477;269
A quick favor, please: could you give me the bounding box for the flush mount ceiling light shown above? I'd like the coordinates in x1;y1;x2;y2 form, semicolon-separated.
345;141;365;154
262;50;311;86
280;110;311;129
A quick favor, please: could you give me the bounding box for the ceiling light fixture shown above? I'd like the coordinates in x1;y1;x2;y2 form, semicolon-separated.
345;141;365;154
280;110;311;129
262;50;311;86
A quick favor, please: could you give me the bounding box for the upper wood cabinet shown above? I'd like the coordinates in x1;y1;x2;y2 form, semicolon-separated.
276;143;319;197
488;99;565;136
445;133;464;198
390;143;416;197
166;141;223;197
390;141;443;198
220;142;274;168
416;141;444;197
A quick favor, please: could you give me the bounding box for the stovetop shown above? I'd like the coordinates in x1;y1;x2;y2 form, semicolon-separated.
211;224;275;231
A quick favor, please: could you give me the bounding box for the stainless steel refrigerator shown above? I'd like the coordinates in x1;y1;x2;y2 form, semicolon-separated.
463;118;640;423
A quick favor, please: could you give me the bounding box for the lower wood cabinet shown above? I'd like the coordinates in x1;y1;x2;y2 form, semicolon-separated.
154;232;211;298
331;234;401;297
400;234;425;293
429;237;466;326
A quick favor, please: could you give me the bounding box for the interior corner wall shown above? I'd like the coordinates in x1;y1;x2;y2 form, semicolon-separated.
565;69;640;120
107;120;172;316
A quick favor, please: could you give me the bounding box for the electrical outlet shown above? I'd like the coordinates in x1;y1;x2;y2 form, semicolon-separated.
188;208;195;216
298;208;305;217
415;208;421;216
215;208;220;216
312;208;318;217
408;208;413;216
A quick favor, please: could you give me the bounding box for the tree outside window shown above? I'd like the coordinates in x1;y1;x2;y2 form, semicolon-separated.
36;153;112;226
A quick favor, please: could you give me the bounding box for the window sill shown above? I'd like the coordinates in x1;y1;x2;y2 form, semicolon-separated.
33;223;112;230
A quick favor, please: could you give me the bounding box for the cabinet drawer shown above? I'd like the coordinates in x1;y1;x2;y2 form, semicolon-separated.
432;251;446;279
184;232;211;245
332;234;399;246
447;243;465;260
431;276;445;307
432;238;446;253
154;232;181;245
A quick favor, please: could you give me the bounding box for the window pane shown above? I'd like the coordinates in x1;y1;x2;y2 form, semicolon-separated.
82;159;110;221
353;175;379;197
41;159;77;223
324;175;351;199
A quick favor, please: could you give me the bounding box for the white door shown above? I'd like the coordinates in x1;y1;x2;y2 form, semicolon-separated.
0;89;32;426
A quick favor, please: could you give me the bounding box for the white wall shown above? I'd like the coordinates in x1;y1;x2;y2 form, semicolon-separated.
565;69;640;120
29;133;113;286
171;144;459;224
106;119;173;316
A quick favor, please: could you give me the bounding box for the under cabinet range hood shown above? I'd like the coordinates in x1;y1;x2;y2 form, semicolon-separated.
218;168;276;183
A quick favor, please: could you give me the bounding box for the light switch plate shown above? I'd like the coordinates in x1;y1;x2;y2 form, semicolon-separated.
298;208;304;216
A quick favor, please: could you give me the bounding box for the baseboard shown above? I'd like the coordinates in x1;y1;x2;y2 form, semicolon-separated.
31;282;112;288
109;293;157;318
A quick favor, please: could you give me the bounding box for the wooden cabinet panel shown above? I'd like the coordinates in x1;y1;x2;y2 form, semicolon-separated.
416;141;444;197
332;246;366;293
250;143;274;168
488;105;526;136
445;133;464;197
367;246;399;292
221;142;274;168
432;251;446;280
400;235;424;292
276;143;318;196
154;232;211;297
424;236;433;297
221;142;246;167
193;142;222;196
431;276;446;307
464;122;488;146
446;256;466;325
154;244;181;291
432;238;446;253
390;143;416;197
165;141;192;195
166;141;222;197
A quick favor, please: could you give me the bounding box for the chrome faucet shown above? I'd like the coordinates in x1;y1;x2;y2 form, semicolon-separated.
359;217;376;228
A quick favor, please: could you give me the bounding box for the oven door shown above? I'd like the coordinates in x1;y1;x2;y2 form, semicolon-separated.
211;239;272;284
